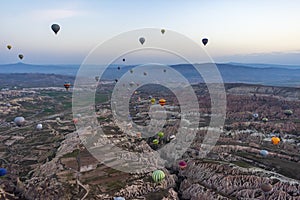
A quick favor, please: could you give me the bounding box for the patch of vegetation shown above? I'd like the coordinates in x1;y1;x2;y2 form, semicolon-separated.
62;149;80;158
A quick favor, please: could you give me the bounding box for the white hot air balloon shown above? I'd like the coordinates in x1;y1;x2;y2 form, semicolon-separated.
36;124;43;130
14;117;25;126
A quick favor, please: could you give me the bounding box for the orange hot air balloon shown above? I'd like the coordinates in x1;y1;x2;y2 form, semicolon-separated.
159;98;166;106
271;137;280;145
178;161;187;170
64;82;71;91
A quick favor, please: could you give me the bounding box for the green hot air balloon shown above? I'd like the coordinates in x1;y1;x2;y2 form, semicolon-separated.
152;170;165;183
157;132;164;138
153;139;159;145
51;24;60;35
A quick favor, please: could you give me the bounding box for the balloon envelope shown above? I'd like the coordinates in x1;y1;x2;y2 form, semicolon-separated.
161;29;165;34
179;161;187;169
14;117;25;126
139;37;145;45
260;150;268;157
51;24;60;34
0;168;7;176
157;132;164;138
18;54;24;60
271;137;280;145
159;99;166;106
202;38;208;46
36;124;43;130
7;45;12;50
152;170;165;183
261;183;272;193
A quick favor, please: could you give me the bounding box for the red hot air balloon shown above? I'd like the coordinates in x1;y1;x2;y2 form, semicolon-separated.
179;161;187;170
64;82;71;91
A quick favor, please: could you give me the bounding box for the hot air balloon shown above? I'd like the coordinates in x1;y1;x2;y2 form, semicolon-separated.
261;183;273;193
157;132;164;138
163;69;166;73
117;66;121;70
130;69;133;73
153;139;159;145
271;137;280;145
56;117;61;122
161;29;165;34
139;37;145;45
202;38;208;46
150;98;156;105
76;114;82;118
64;82;71;91
115;79;118;83
113;197;125;200
14;117;25;126
95;76;99;81
152;170;165;183
170;135;176;140
159;99;166;106
178;161;187;170
18;54;24;60
73;118;79;124
253;113;259;119
0;168;7;176
283;109;293;116
260;150;268;157
262;117;268;123
122;58;125;62
7;45;12;50
51;24;60;35
143;72;147;76
36;123;43;130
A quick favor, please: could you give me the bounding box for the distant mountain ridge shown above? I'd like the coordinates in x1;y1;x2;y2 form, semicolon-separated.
0;62;300;87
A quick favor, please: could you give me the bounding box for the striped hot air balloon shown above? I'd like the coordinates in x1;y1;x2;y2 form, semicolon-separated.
159;98;166;106
152;170;165;183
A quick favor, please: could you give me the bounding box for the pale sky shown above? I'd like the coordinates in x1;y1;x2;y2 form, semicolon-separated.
1;0;300;65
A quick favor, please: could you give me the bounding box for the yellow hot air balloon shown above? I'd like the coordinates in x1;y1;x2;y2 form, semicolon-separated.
150;98;156;105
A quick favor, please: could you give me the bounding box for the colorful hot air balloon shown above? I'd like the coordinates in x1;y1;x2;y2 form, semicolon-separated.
202;38;208;46
64;82;71;91
261;183;273;193
159;99;166;106
271;137;280;145
51;24;60;35
14;117;25;126
152;170;165;183
139;37;145;45
260;150;268;157
178;161;187;170
18;54;24;60
161;29;165;34
0;168;7;176
7;45;12;50
157;132;164;138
